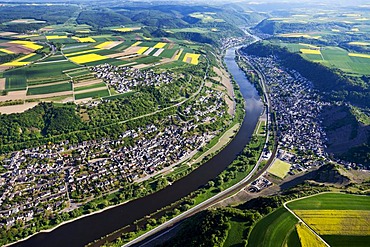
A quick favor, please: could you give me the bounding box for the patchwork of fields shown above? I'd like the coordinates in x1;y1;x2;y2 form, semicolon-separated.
248;193;370;247
276;42;370;75
0;32;202;108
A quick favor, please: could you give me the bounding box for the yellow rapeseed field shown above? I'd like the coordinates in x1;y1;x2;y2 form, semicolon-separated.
46;35;68;40
268;159;291;178
296;223;326;247
300;49;321;55
113;28;133;32
182;53;200;65
174;49;183;60
9;40;43;50
294;210;370;235
349;42;370;46
72;37;96;43
95;41;115;49
69;53;108;64
0;48;14;54
131;41;142;47
278;33;321;39
348;53;370;59
2;53;36;66
153;42;167;49
137;47;149;55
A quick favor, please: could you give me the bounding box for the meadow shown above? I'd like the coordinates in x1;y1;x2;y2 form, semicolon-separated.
268;159;291;179
74;89;110;100
27;83;72;95
247;207;298;247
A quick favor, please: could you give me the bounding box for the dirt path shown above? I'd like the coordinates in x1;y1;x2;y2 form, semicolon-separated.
0;102;38;114
0;78;5;90
74;86;107;94
26;91;72;99
73;79;103;88
0;90;27;102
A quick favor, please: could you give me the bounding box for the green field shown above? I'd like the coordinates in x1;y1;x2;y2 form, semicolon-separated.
74;89;110;100
5;76;27;90
275;42;370;75
4;61;79;82
287;193;370;211
74;82;106;92
102;91;135;100
247;207;299;247
224;220;248;247
27;83;72;95
322;235;370;247
268;159;291;179
160;49;177;58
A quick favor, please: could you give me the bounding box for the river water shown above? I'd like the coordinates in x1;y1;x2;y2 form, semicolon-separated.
13;47;263;247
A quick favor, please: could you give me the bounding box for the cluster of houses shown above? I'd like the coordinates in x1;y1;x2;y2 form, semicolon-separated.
0;86;229;227
248;55;329;157
91;63;174;93
220;36;251;50
182;89;226;123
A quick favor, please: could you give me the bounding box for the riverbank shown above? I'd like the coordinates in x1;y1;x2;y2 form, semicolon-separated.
11;44;263;247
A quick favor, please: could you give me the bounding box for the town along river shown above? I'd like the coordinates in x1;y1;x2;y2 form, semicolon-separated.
12;47;263;247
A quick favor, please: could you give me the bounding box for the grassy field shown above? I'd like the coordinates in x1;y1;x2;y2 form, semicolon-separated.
247;207;298;247
223;219;247;247
268;159;291;179
27;83;72;95
75;89;110;100
287;193;370;210
321;235;370;247
74;82;106;92
5;75;27;90
4;61;79;82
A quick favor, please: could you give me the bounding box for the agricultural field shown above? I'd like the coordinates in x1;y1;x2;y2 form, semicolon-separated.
273;42;370;75
74;89;110;100
0;29;202;112
189;12;224;23
268;158;291;179
247;207;299;247
248;193;370;247
287;193;370;247
295;223;326;247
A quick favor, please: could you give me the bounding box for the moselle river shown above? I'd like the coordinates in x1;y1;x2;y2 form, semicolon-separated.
13;47;263;247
